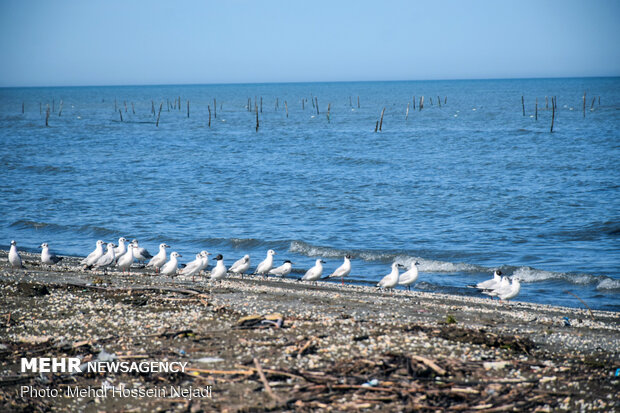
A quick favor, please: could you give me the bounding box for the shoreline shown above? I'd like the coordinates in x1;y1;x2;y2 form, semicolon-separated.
1;252;618;411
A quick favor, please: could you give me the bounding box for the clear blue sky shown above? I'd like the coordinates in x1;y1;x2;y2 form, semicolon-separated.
1;0;619;87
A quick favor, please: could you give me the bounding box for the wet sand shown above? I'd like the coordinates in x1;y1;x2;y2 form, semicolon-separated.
1;251;618;412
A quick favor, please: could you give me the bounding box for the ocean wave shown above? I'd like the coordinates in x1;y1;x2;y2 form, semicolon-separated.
10;219;118;238
596;278;620;291
512;266;620;291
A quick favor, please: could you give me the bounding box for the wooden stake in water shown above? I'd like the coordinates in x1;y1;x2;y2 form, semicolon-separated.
187;100;190;118
275;98;279;110
535;97;538;121
444;96;447;104
327;103;331;123
255;104;259;132
590;97;595;110
39;102;42;115
58;100;63;116
156;103;163;127
405;102;410;120
379;107;385;131
214;99;217;118
349;96;352;107
151;100;155;115
419;96;424;111
545;96;548;110
357;96;360;108
208;105;211;127
583;92;586;118
430;97;433;106
131;102;135;114
315;97;319;115
178;96;181;111
260;97;263;113
374;121;379;133
522;96;525;116
413;96;416;110
167;99;170;111
45;105;50;127
302;98;304;110
438;96;441;107
119;109;123;122
285;101;289;118
550;97;555;133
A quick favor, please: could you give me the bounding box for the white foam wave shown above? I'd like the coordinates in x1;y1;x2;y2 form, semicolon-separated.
596;278;620;291
395;255;480;273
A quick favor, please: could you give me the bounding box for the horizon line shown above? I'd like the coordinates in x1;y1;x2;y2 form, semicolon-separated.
1;74;619;89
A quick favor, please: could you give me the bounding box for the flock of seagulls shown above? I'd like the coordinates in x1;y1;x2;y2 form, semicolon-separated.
5;239;522;302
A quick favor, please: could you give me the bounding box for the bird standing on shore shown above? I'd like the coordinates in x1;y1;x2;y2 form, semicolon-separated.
94;243;116;272
179;252;203;281
255;250;276;277
210;254;227;281
198;251;211;275
302;259;325;283
146;243;169;273
326;255;352;285
40;243;63;267
473;270;502;290
82;240;106;268
117;243;135;274
269;260;293;277
229;254;250;278
113;237;129;262
378;263;403;292
160;252;181;276
482;276;509;299
398;261;420;291
131;239;153;265
9;240;24;270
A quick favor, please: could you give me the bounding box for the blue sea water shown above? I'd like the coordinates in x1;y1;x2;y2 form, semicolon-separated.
0;78;618;311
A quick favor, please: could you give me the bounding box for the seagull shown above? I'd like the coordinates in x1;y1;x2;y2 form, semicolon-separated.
179;252;203;281
498;278;521;302
398;261;420;291
40;243;63;267
326;255;352;285
160;252;181;277
229;254;250;278
472;270;503;290
81;240;105;267
378;263;403;292
146;243;169;273
94;243;116;272
302;259;325;283
116;243;135;274
255;249;276;276
269;260;293;277
198;251;211;275
9;240;24;270
131;239;153;265
483;276;510;298
113;237;129;262
210;254;227;281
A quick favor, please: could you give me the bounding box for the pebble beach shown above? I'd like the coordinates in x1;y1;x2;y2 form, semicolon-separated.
1;251;618;412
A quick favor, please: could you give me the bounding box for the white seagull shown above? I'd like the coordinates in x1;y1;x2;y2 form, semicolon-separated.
229;254;250;277
146;243;170;273
9;240;24;270
117;243;135;274
160;251;182;277
326;255;352;285
474;270;503;290
255;249;276;276
198;251;211;275
40;243;63;266
81;240;105;267
398;261;420;290
113;237;129;262
498;278;521;302
483;276;510;298
269;260;293;277
378;263;403;291
302;259;325;283
210;254;227;281
131;239;153;265
179;252;203;281
94;243;116;272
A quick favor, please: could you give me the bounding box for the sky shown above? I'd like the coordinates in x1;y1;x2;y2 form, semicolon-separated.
0;0;619;87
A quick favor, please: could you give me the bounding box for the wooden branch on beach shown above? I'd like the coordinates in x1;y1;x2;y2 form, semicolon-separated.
564;291;594;319
254;358;284;405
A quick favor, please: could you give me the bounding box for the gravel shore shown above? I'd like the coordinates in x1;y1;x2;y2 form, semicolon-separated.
1;251;618;412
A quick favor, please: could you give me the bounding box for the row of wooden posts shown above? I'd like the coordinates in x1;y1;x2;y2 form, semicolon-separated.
27;93;600;132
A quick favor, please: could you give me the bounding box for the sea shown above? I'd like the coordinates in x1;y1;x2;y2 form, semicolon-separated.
0;78;618;311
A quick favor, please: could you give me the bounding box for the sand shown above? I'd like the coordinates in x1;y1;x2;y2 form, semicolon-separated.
1;251;618;412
